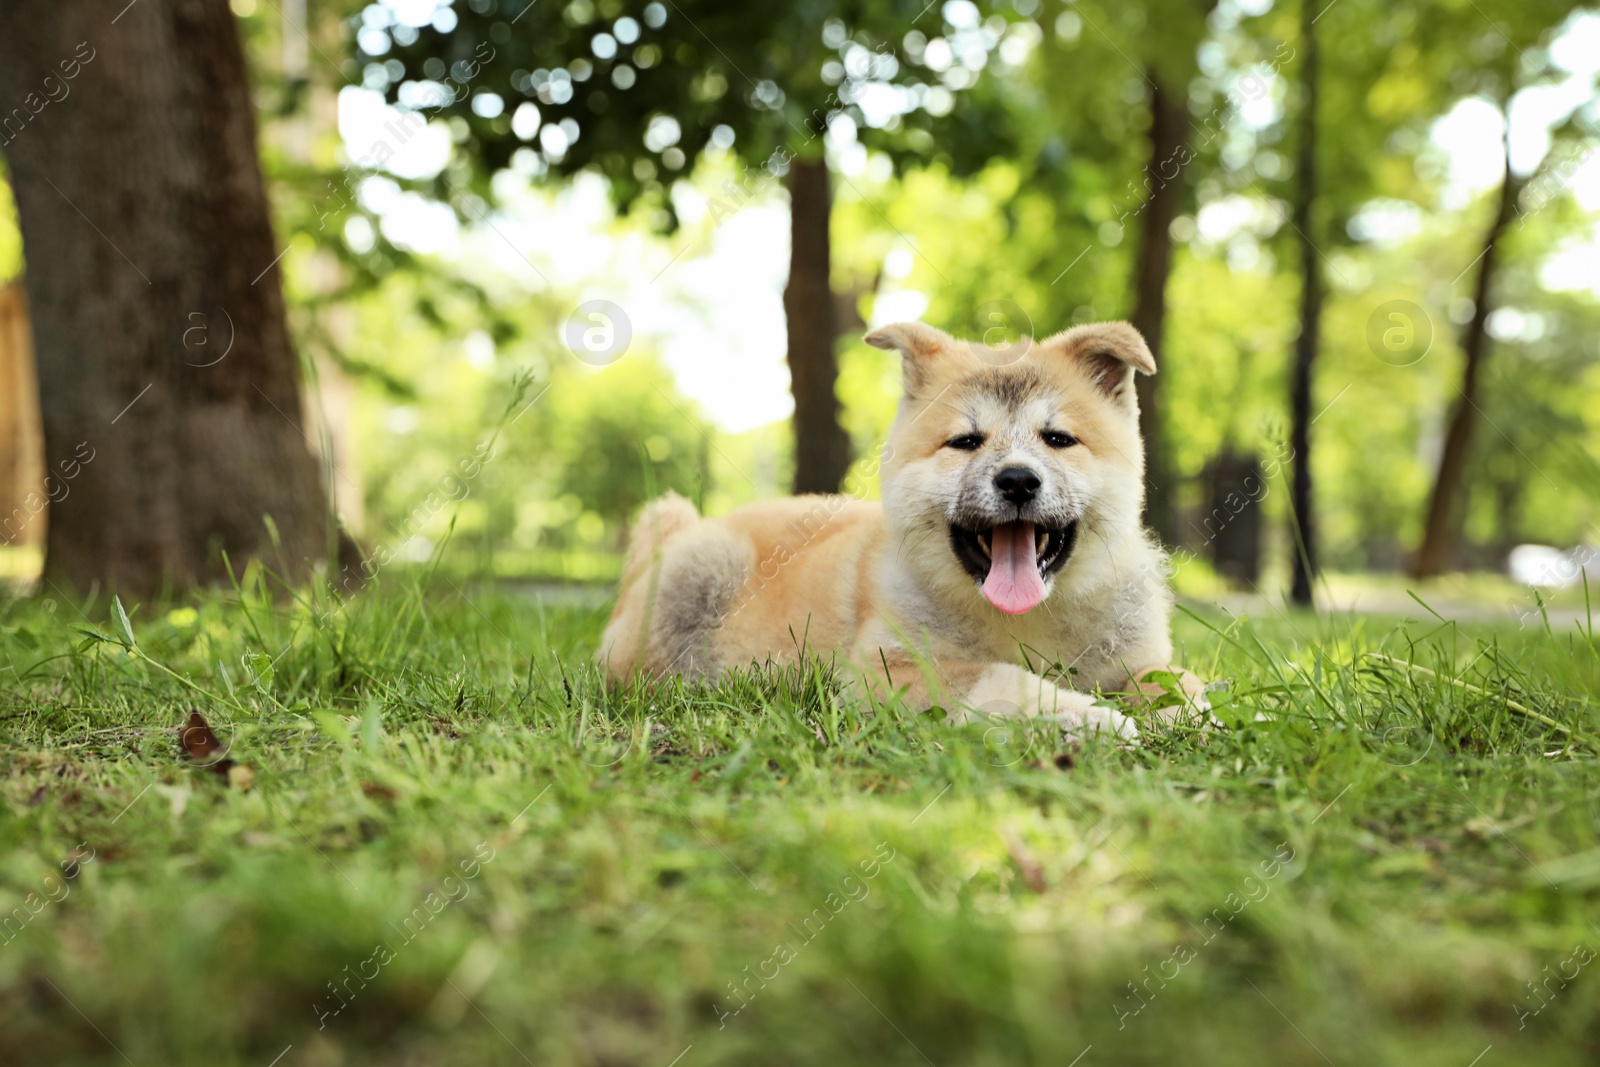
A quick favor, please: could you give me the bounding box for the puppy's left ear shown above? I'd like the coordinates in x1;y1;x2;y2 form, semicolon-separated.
1042;322;1156;400
864;321;953;395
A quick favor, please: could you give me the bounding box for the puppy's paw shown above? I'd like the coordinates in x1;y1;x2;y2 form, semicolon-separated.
1038;687;1139;741
961;665;1137;741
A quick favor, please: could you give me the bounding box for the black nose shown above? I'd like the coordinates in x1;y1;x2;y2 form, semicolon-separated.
994;466;1041;504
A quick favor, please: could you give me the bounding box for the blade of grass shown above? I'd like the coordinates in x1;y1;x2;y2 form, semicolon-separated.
1364;652;1582;743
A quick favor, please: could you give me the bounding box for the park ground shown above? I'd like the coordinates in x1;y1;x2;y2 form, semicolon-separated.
1;569;1598;1066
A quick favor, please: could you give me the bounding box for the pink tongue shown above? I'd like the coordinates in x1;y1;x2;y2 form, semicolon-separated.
981;521;1047;615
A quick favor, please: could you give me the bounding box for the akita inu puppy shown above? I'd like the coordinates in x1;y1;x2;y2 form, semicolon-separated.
598;320;1204;738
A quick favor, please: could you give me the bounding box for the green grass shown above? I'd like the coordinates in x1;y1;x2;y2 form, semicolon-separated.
2;567;1599;1066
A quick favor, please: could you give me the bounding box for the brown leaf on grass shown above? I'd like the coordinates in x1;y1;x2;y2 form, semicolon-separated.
177;710;252;790
179;710;224;762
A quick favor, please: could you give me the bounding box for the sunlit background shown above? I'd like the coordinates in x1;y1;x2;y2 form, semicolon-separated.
2;0;1598;610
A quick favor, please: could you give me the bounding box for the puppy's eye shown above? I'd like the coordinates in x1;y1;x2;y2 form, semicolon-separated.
1041;430;1079;449
944;433;985;451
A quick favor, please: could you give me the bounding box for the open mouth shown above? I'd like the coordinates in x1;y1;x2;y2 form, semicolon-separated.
948;520;1078;615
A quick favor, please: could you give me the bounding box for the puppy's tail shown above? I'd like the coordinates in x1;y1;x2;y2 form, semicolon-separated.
618;492;699;587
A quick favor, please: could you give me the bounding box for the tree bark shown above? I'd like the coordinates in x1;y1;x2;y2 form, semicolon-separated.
1205;449;1263;585
0;0;329;596
1288;0;1321;607
1130;73;1186;547
1412;152;1521;579
784;157;850;494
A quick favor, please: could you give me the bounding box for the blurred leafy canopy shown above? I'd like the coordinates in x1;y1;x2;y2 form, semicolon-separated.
367;0;1042;225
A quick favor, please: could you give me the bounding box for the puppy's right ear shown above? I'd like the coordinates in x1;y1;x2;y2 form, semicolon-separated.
864;321;951;395
1041;321;1156;402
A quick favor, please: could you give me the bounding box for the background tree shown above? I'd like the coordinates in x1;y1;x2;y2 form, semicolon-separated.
370;0;1021;493
1412;141;1521;578
1286;0;1322;606
1409;0;1594;577
1128;62;1194;548
1200;0;1588;595
1121;0;1215;548
0;0;330;595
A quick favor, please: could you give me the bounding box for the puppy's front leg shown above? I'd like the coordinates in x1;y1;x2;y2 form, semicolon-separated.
864;652;1137;740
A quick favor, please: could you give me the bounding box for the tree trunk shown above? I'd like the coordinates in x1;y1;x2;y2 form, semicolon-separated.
1287;0;1322;607
784;157;850;494
1206;449;1264;585
0;0;329;597
1131;73;1186;547
1412;153;1520;579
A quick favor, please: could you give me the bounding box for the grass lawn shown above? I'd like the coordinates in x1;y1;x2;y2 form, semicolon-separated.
2;570;1599;1066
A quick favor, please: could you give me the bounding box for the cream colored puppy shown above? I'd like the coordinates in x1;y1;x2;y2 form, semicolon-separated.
598;321;1203;739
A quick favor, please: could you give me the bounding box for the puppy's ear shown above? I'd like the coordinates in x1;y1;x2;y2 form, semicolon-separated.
1042;321;1156;400
864;321;952;395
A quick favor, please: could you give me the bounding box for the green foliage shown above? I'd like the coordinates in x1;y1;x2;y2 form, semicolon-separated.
322;259;726;569
368;0;1031;223
503;355;716;551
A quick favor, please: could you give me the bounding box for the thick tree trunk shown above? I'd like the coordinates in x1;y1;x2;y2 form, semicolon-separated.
784;157;850;494
1131;73;1186;547
0;0;329;596
1412;154;1521;579
1288;0;1322;607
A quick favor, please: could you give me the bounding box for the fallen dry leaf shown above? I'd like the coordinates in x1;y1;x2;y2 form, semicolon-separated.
179;710;225;762
177;710;252;790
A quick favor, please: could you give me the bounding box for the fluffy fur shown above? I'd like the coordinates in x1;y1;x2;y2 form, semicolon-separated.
598;320;1204;738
